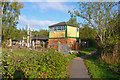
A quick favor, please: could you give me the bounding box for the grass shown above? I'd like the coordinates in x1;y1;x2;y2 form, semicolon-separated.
66;53;80;60
80;47;96;55
66;47;97;60
84;53;120;79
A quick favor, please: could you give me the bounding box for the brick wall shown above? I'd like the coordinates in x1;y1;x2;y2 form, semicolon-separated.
48;39;67;44
48;38;77;50
67;38;76;50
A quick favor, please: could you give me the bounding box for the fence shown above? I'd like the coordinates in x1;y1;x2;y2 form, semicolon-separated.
5;40;81;54
48;42;72;54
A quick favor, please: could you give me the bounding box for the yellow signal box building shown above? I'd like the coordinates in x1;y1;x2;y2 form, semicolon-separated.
48;22;79;49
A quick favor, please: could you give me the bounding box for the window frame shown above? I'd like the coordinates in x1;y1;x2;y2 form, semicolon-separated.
50;26;65;32
77;27;79;32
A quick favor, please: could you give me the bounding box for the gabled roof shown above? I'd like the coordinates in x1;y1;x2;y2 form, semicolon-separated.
49;22;77;27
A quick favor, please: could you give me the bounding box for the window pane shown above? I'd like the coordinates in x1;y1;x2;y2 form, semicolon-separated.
77;28;79;32
58;26;61;30
50;27;54;32
54;27;57;31
61;26;65;30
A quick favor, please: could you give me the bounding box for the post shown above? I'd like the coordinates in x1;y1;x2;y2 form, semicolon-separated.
32;40;35;50
43;41;45;48
76;42;78;50
9;39;12;47
30;40;31;47
22;40;24;47
58;41;60;52
27;24;30;48
70;42;71;51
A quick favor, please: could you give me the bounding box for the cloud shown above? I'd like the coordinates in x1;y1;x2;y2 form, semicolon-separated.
18;15;57;30
9;0;119;2
37;2;75;12
17;0;80;2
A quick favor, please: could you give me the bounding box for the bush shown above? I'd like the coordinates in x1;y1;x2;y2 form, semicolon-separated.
2;48;70;78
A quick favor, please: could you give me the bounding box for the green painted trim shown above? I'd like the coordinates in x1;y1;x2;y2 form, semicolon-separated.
65;25;67;38
48;37;67;39
67;37;79;39
48;37;79;39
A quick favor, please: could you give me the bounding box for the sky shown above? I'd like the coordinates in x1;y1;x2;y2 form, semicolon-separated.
17;2;79;31
16;0;119;31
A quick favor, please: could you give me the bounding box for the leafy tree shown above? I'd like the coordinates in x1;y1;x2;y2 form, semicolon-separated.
31;30;48;38
1;1;24;41
67;16;80;27
68;2;118;51
79;24;97;40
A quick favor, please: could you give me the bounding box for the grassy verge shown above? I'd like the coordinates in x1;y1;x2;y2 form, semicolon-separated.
66;53;80;60
80;47;96;55
84;53;120;79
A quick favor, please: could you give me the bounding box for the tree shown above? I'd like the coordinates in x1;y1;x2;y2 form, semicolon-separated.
67;16;80;27
31;30;48;38
1;1;24;41
68;2;120;68
68;2;118;51
79;24;97;40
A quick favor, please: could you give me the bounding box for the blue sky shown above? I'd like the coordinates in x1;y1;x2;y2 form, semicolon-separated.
17;2;79;31
17;0;119;31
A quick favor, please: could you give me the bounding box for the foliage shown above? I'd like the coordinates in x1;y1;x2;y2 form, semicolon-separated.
66;53;80;60
79;24;97;40
68;2;118;49
1;1;24;41
85;53;120;78
67;16;80;27
68;2;120;72
31;30;48;38
80;47;96;55
2;48;70;78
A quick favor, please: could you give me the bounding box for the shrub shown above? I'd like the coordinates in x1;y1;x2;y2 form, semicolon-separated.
2;48;70;78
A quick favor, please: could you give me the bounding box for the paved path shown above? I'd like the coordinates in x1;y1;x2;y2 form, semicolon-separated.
69;50;97;78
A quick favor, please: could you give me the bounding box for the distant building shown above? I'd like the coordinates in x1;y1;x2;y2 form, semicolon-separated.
48;22;79;49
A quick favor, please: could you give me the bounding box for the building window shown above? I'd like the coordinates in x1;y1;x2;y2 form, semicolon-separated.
77;28;79;32
50;26;65;32
50;27;54;32
54;27;57;31
62;26;65;30
58;26;62;31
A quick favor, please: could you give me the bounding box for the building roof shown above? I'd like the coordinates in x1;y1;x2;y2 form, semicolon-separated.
32;36;48;40
49;22;77;27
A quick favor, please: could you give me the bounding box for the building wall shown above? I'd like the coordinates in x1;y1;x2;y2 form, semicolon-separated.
49;31;65;38
48;38;67;44
67;25;79;38
48;38;77;50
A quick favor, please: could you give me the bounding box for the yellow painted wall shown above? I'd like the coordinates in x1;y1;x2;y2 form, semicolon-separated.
49;31;65;38
67;26;79;37
77;32;79;37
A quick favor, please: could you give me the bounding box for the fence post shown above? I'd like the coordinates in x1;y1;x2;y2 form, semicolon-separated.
32;40;35;49
43;41;45;48
70;42;71;51
58;41;60;52
76;42;78;50
9;38;12;47
22;40;24;47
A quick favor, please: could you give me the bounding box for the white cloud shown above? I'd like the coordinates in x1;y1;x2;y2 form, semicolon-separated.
9;0;120;2
38;2;75;12
18;15;57;30
17;0;79;2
